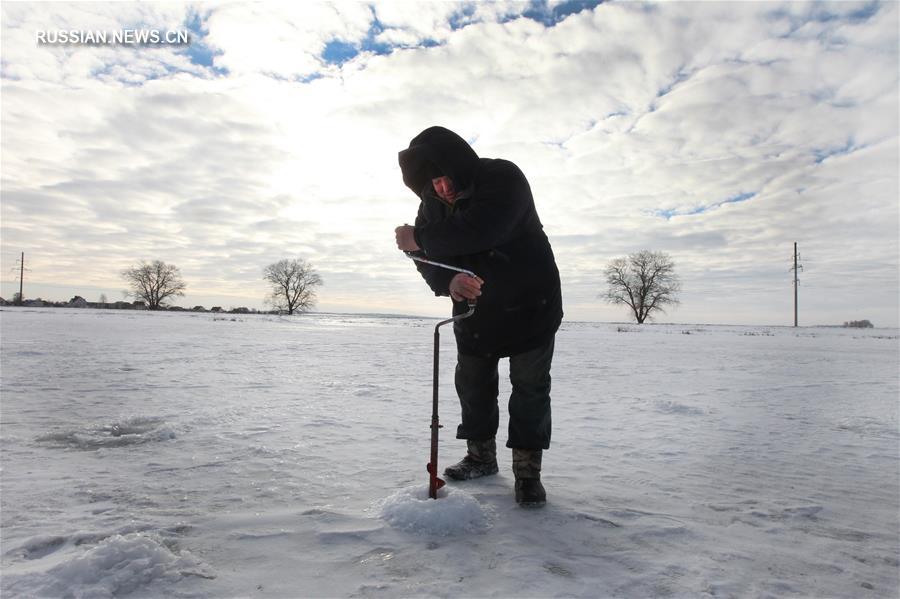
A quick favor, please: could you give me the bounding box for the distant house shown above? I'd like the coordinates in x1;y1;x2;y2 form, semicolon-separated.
192;306;206;312
211;306;223;313
0;297;8;306
231;307;250;314
132;301;146;310
23;298;45;307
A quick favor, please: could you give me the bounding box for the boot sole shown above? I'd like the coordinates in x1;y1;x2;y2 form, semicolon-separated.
444;467;499;481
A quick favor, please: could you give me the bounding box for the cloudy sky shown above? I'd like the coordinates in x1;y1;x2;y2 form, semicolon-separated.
2;1;897;326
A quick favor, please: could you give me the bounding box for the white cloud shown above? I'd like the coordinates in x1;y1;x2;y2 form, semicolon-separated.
204;2;373;78
372;0;461;44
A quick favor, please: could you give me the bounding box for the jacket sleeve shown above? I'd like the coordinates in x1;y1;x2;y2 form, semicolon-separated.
411;204;455;297
415;162;531;257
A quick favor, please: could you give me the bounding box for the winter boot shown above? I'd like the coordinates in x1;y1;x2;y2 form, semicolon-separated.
512;448;546;507
444;438;499;480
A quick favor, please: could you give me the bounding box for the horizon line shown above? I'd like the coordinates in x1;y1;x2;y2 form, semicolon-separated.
0;305;893;330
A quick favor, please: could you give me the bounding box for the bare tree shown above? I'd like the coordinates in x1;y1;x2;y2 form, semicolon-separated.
605;250;681;324
121;260;186;310
263;258;322;315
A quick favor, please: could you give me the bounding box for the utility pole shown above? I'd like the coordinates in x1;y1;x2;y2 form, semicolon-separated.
790;242;803;327
9;252;29;305
18;251;24;305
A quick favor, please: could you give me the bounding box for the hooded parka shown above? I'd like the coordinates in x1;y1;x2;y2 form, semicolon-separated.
399;126;563;357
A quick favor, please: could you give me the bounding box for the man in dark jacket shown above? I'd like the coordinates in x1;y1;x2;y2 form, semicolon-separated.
394;126;562;506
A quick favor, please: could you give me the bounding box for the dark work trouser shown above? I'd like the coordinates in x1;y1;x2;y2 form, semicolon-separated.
454;336;554;450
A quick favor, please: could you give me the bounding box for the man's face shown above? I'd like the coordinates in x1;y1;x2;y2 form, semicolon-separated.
432;176;458;203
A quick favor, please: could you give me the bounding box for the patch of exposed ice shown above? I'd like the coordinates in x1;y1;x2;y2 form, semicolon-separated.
653;399;706;416
379;485;492;536
35;416;175;450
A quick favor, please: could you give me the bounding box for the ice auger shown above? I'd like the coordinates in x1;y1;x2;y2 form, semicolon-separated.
406;253;478;499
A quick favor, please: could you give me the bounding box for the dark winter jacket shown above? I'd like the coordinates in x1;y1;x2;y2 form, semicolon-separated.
398;126;563;357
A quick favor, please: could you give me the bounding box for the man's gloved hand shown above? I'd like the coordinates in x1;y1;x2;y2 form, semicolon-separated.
449;273;484;302
394;225;420;251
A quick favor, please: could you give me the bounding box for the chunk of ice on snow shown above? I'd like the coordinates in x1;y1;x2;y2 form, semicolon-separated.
4;533;213;598
379;485;491;535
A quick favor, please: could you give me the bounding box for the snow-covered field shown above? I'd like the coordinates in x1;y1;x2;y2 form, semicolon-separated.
1;307;897;598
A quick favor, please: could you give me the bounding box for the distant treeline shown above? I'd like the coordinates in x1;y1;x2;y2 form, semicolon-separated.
0;295;274;314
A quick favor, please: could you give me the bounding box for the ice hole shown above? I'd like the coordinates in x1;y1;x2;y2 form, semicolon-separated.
379;485;491;535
